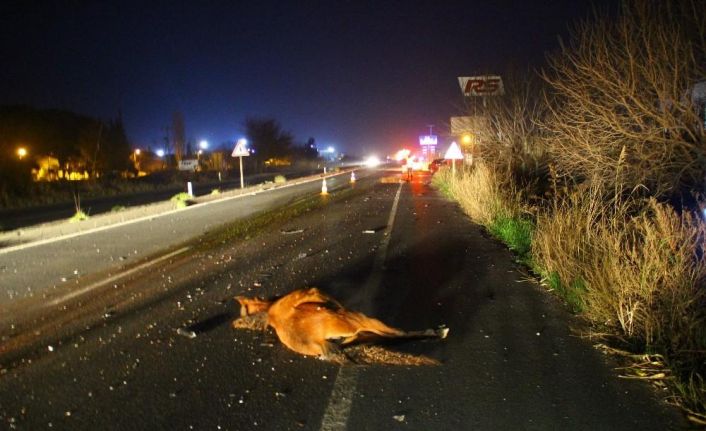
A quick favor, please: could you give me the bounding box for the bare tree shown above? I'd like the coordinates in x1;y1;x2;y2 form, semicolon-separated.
172;112;186;162
244;117;293;171
467;71;547;178
541;0;706;198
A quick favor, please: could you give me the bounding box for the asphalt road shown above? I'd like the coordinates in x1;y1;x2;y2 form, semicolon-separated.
0;169;358;305
0;169;321;231
0;169;686;430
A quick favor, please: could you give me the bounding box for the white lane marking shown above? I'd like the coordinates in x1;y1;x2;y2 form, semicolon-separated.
319;181;404;431
0;171;353;255
46;246;190;307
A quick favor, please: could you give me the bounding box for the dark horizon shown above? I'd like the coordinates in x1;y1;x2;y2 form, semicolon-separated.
0;0;619;156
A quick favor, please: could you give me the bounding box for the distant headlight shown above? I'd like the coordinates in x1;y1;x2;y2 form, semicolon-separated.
364;156;381;168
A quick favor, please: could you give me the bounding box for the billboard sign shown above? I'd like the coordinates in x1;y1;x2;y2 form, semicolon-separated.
419;135;437;146
178;159;199;171
458;76;504;96
419;135;437;158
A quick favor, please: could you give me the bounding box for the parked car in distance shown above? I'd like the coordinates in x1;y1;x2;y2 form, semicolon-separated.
429;158;450;173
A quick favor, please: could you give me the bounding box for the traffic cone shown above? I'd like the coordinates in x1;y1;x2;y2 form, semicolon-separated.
350;171;356;183
321;178;328;195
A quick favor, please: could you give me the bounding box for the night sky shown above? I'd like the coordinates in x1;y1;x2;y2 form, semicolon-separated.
1;1;617;156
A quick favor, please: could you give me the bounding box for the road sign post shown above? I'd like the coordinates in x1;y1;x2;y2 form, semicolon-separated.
444;141;464;176
231;138;250;189
239;156;244;189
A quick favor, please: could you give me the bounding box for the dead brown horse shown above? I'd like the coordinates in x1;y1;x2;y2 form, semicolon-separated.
232;287;448;362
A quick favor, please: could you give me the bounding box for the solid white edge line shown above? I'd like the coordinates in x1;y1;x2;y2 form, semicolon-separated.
319;181;404;431
46;246;191;307
0;171;353;256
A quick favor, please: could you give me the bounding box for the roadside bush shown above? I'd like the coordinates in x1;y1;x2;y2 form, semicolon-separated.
69;210;89;222
541;0;706;198
170;192;191;209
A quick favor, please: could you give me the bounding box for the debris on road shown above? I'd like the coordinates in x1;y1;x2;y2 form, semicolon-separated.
176;328;197;339
393;414;406;422
281;229;304;235
362;230;376;234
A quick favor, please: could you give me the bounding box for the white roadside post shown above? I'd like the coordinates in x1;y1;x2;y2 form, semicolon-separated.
444;141;464;175
231;138;250;189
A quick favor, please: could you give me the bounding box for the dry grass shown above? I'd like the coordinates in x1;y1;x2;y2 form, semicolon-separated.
434;163;524;226
531;182;605;311
534;189;706;350
584;200;706;346
532;183;706;417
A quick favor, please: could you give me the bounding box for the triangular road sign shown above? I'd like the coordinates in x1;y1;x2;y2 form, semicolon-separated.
444;142;464;160
232;139;250;157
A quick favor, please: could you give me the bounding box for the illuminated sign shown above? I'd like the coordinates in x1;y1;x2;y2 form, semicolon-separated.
458;76;504;96
419;135;437;146
419;135;437;158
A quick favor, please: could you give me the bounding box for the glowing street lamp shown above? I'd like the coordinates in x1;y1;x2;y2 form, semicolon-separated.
156;149;165;157
17;147;27;160
199;140;209;150
132;149;141;171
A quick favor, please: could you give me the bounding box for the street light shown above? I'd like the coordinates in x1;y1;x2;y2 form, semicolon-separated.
17;147;27;160
156;149;165;157
133;149;141;171
199;140;209;150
